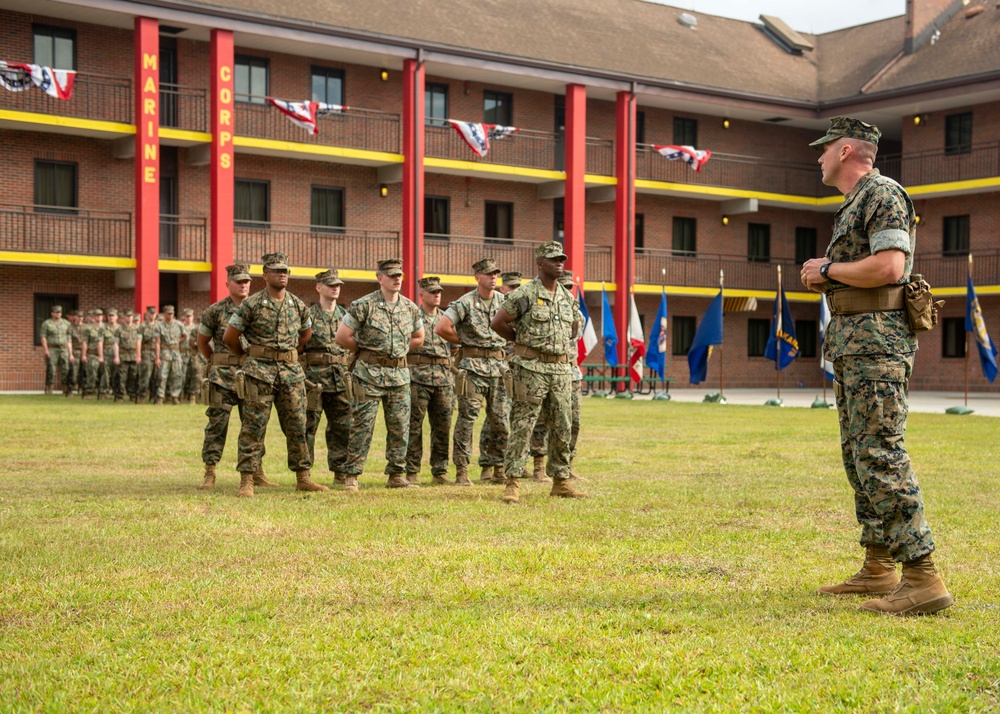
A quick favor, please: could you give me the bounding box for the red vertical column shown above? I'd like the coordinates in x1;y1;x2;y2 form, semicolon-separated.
210;30;235;302
613;90;636;365
134;17;159;312
564;84;586;283
402;57;425;302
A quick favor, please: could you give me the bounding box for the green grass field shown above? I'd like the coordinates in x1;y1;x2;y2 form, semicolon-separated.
1;395;998;712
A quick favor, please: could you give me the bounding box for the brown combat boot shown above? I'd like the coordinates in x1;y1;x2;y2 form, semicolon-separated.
431;473;450;485
455;464;472;487
550;477;588;498
406;472;419;485
295;470;330;492
479;465;494;483
532;455;551;482
153;397;163;405
333;472;347;486
860;554;954;616
501;477;520;504
199;464;216;490
237;472;254;498
490;464;507;484
253;472;279;488
343;475;359;492
386;473;413;488
567;461;586;481
818;545;899;596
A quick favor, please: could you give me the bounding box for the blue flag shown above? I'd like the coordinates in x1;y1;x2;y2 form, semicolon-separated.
687;290;723;384
966;275;998;383
601;286;619;367
645;290;669;380
764;283;799;370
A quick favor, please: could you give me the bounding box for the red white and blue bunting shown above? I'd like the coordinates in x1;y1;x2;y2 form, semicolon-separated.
266;97;348;134
653;144;711;172
448;120;518;157
0;61;76;100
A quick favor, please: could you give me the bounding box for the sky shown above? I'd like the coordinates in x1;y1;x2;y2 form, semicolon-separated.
676;0;906;34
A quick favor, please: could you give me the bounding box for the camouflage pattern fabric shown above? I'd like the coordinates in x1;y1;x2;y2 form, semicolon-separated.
304;302;353;473
529;380;581;460
82;323;103;394
100;323;119;395
184;352;207;397
229;289;313;475
200;298;239;391
834;354;933;561
345;382;411;476
68;321;85;392
406;308;455;476
156;320;186;399
202;385;245;466
443;289;507;378
115;323;140;400
41;317;71;389
137;319;159;397
199;297;248;466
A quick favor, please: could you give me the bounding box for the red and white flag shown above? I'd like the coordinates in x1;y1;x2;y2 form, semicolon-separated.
577;287;598;377
0;61;75;100
267;98;348;134
627;293;646;383
653;144;711;172
448;120;518;157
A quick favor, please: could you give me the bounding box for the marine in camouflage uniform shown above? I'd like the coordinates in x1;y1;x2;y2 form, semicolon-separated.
335;258;424;490
137;308;160;401
67;310;85;395
115;310;141;401
405;277;455;485
436;258;509;485
302;268;354;486
40;305;71;394
80;309;105;398
100;309;121;399
492;241;585;504
527;270;583;481
155;305;186;404
180;308;205;404
802;116;951;615
225;252;327;497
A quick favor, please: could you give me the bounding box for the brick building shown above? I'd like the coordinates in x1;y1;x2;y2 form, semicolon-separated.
2;0;998;391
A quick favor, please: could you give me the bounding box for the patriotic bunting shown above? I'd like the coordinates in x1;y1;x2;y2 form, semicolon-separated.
448;119;518;157
653;144;711;172
0;61;76;100
266;97;348;134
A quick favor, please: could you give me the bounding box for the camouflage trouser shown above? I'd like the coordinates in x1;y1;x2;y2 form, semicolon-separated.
405;381;455;477
503;364;573;481
68;351;82;391
453;372;509;468
184;354;207;397
116;360;139;399
138;352;158;396
156;354;184;399
202;383;250;466
83;355;101;393
344;380;410;476
236;375;311;474
305;389;353;473
45;347;70;389
101;361;116;395
530;380;582;460
834;354;934;562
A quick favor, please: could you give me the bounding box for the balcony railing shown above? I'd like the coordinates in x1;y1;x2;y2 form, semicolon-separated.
0;203;132;257
160;83;208;133
235;97;401;154
0;69;132;124
425;125;559;171
634;248;799;291
423;236;614;282
234;222;399;270
878;142;1000;187
159;215;207;261
586;138;614;177
914;250;1000;288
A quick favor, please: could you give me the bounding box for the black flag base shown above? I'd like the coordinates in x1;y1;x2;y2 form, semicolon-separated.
811;396;833;409
945;405;974;415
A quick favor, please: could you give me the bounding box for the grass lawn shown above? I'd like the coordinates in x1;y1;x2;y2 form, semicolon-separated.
1;394;998;712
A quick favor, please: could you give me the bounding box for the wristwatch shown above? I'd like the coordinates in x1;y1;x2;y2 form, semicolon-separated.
819;262;833;280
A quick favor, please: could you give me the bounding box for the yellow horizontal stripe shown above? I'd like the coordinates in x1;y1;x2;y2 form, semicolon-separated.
160;128;211;143
635;178;845;206
423;157;564;180
159;260;212;272
0;251;135;269
0;109;134;135
934;285;1000;297
584;175;617;185
583;281;617;292
429;274;478;287
234;136;403;163
908;176;1000;196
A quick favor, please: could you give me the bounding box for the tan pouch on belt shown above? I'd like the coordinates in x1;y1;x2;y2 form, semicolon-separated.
905;275;944;333
305;379;322;410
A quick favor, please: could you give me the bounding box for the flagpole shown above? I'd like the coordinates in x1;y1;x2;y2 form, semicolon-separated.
719;269;724;398
776;265;782;402
965;253;972;408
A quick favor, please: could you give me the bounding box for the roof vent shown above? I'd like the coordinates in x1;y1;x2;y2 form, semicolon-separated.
759;15;814;53
678;13;698;29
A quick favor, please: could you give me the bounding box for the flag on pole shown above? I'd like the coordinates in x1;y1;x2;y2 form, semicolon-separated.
819;294;834;381
0;61;75;100
627;293;646;383
601;286;619;367
653;144;711;172
577;288;598;375
645;289;669;380
448;120;518;157
687;290;723;384
966;274;998;383
267;98;348;134
764;283;799;369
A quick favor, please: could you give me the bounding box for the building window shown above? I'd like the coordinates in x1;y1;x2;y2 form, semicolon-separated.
795;227;817;264
235;55;268;104
310;186;344;233
636;111;646;148
673;316;696;356
748;318;771;357
635;213;645;253
748;223;771;262
943;215;970;256
34;160;77;214
485;201;513;242
425;82;448;127
235;179;269;226
673;217;696;255
311;66;344;106
674;117;697;146
942;318;966;358
33;25;75;69
484;90;513;125
34;293;78;346
425;196;450;237
796;320;818;358
944;112;972;155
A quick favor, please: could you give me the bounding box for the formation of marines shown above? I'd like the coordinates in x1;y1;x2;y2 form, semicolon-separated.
42;303;206;404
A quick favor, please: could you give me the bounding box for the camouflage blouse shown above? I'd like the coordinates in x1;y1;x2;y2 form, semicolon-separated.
408;307;455;388
304;302;350;393
229;289;312;385
343;290;423;388
503;277;580;375
443;289;507;378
